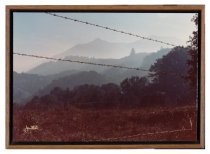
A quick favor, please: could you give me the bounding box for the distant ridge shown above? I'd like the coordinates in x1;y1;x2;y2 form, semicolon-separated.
54;37;178;59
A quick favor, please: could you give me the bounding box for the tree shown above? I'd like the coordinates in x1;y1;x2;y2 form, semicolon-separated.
121;77;148;94
71;84;105;107
149;47;190;104
101;83;121;106
120;76;149;104
186;14;198;95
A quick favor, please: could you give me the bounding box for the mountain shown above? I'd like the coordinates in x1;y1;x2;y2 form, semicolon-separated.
13;70;81;104
100;50;149;83
28;38;176;76
13;70;112;104
28;48;149;76
57;38;128;58
28;56;116;75
13;72;51;104
141;48;171;69
36;71;109;97
55;38;142;59
56;37;180;59
27;44;171;85
101;48;171;83
13;48;173;105
14;49;149;104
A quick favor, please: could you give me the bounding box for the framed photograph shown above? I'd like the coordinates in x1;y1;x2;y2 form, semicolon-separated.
6;5;205;149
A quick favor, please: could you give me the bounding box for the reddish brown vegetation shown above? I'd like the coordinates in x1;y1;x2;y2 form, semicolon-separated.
13;104;197;142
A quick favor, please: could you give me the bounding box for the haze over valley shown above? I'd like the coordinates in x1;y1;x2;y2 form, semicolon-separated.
13;40;171;104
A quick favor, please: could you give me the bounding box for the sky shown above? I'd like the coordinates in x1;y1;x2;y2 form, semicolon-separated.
13;12;196;72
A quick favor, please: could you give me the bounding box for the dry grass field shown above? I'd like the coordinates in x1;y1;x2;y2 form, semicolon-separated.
13;104;197;142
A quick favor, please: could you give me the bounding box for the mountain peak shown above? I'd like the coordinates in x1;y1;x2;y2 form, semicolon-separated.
129;48;136;56
92;38;107;43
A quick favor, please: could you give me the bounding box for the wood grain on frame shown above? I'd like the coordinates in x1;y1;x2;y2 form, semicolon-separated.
6;5;205;149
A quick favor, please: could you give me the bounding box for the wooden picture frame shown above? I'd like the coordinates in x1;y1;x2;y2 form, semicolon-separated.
6;5;205;149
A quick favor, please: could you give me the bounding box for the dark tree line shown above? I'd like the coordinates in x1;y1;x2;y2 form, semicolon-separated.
186;14;198;100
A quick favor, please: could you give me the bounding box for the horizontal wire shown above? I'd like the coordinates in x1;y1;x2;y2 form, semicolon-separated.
14;52;186;78
13;52;150;72
45;12;178;47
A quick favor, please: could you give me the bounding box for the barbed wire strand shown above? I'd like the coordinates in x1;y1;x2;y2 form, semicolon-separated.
13;52;149;72
45;12;178;47
13;52;188;78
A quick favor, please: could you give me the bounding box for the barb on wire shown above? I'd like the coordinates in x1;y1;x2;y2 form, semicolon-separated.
13;52;150;72
45;12;178;47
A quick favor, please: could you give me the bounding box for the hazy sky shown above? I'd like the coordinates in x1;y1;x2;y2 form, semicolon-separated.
13;12;196;72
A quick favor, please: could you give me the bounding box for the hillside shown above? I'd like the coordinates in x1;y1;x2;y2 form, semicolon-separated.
141;48;171;69
14;47;172;104
28;49;148;76
56;37;180;59
13;72;51;104
36;71;109;97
